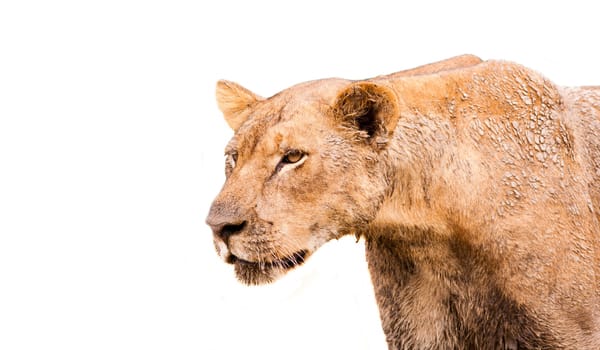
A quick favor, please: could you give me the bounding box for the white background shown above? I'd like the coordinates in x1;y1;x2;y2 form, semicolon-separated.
1;1;599;349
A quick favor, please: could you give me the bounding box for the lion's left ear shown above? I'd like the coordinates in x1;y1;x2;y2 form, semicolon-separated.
216;80;263;131
332;82;401;146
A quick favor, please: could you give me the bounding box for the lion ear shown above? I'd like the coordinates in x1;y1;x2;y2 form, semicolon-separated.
332;82;401;146
216;80;262;131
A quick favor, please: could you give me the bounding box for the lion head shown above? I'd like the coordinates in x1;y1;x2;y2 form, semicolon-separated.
206;78;401;285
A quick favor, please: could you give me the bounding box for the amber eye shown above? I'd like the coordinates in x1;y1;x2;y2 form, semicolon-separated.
281;149;305;164
275;149;306;173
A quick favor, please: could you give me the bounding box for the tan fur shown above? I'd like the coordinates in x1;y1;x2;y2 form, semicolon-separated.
216;80;263;130
206;55;600;349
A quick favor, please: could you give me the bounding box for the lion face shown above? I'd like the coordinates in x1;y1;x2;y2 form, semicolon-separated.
206;79;401;284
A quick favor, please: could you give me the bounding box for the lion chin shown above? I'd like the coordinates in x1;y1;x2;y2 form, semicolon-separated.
228;250;309;285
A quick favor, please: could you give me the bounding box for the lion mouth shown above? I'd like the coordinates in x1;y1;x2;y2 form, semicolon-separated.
227;250;308;270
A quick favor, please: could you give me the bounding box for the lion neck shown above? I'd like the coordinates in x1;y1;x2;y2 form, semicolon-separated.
357;61;568;348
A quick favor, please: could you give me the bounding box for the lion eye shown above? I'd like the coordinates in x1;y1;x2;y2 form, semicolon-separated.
281;149;305;164
225;152;238;176
276;149;307;173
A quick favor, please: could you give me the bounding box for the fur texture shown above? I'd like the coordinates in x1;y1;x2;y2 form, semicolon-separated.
206;55;600;349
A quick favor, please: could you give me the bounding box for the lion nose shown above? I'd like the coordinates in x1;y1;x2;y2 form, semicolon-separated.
207;219;247;241
206;202;248;240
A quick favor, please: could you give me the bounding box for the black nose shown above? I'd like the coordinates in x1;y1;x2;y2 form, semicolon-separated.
208;221;247;241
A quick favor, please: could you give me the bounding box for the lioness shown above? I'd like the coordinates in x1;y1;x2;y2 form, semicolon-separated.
206;55;600;349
